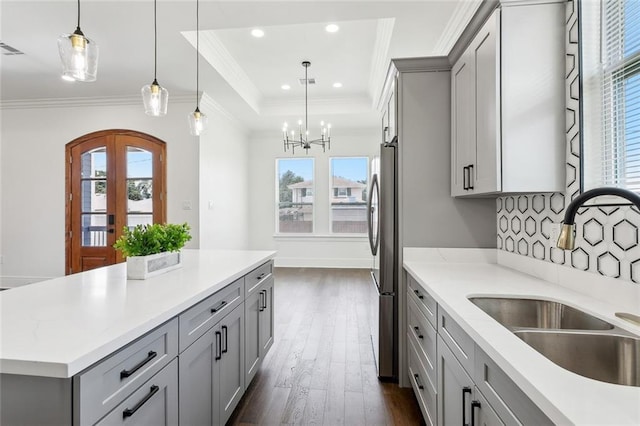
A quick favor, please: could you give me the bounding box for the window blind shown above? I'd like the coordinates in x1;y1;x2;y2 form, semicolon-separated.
597;0;640;191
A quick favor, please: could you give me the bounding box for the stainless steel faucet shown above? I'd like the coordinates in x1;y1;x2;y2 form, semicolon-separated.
557;187;640;250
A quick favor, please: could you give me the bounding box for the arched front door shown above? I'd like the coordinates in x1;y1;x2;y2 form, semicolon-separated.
65;130;167;274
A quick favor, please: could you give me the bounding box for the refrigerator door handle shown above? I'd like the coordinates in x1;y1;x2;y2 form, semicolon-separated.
367;174;380;256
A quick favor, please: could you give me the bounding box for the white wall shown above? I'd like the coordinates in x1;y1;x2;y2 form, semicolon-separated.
0;96;250;279
248;127;379;268
198;95;251;250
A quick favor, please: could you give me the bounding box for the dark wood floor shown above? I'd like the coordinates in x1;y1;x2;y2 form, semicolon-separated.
229;268;424;425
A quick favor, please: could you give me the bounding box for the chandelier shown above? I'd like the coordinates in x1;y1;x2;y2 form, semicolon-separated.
282;61;332;154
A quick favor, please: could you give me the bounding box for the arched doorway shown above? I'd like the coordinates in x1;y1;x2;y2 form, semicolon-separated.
65;129;167;274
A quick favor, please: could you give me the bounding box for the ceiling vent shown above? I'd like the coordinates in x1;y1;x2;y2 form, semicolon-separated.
299;78;316;85
0;42;24;56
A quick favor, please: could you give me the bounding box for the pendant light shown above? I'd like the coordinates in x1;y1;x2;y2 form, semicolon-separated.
188;0;208;135
57;0;99;82
141;0;169;116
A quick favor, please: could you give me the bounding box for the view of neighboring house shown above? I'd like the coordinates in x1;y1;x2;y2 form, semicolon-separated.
287;180;314;203
330;176;366;203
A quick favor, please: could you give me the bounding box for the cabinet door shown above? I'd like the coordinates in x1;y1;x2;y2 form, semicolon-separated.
388;83;397;140
473;388;504;426
437;335;474;426
219;303;245;426
96;359;178;426
245;289;261;386
178;329;217;426
471;9;501;194
259;277;275;358
451;50;475;196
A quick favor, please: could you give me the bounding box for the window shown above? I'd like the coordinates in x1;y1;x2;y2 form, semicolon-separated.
277;158;314;233
330;157;368;234
582;0;640;192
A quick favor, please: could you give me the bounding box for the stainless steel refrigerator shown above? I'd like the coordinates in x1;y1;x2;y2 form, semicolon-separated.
367;138;397;380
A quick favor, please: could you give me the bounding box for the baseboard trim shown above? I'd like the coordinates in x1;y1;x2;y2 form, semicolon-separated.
274;257;371;269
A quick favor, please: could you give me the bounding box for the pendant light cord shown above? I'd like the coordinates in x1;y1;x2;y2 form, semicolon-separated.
154;0;158;81
304;63;308;137
76;0;81;31
196;0;200;109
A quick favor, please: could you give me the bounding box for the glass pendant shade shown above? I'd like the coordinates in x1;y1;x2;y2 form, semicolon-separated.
142;80;169;116
57;30;98;82
188;108;208;136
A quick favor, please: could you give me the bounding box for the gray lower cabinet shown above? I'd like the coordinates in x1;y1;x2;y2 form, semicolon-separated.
96;358;178;426
179;302;245;426
406;269;552;426
245;275;274;386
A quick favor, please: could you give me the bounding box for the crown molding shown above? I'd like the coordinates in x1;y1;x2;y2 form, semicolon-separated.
433;0;483;55
0;94;194;110
183;30;262;115
260;95;372;116
199;91;247;133
448;0;500;65
368;18;395;107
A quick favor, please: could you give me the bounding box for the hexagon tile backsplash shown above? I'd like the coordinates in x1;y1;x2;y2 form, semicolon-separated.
495;0;640;284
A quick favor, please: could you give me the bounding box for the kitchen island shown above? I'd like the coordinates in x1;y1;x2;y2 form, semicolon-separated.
403;248;640;425
0;249;276;425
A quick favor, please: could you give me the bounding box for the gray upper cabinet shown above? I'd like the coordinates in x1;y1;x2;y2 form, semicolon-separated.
451;1;565;197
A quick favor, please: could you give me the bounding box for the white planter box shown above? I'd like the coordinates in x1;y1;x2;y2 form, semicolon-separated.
126;251;183;280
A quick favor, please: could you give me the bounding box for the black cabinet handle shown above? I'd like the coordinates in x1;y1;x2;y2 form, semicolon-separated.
262;289;268;310
259;290;266;312
413;289;424;300
210;300;227;314
471;400;481;426
413;373;424;390
256;272;266;280
413;326;424;339
221;325;228;354
215;331;222;361
120;351;157;379
463;166;469;190
468;164;474;190
122;385;159;418
462;386;472;426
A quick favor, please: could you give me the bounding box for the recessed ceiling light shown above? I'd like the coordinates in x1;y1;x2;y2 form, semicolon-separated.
251;28;265;38
333;82;343;88
325;24;339;33
281;84;291;90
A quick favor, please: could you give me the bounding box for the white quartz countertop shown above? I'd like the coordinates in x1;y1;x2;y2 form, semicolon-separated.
0;249;275;378
404;253;640;426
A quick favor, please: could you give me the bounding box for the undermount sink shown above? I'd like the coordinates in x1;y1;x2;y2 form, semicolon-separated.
469;297;614;330
514;331;640;387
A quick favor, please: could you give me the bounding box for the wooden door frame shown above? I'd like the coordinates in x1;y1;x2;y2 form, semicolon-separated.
65;129;167;275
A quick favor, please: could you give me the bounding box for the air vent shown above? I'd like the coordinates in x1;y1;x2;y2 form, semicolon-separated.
0;42;24;56
299;78;316;85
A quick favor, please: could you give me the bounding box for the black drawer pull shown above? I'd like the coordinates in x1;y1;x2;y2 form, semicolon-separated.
120;351;157;379
413;373;424;390
122;385;159;418
413;326;424;339
210;300;227;314
221;325;228;354
256;272;267;280
413;289;424;300
468;164;474;190
462;386;472;426
215;331;222;361
471;400;481;426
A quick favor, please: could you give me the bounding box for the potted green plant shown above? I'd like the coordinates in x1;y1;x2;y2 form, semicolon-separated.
114;223;192;280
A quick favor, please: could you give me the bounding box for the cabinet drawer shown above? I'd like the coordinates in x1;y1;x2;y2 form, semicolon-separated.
95;358;178;426
408;337;437;426
474;347;553;426
407;294;437;387
74;318;178;426
179;277;243;352
438;308;474;373
407;273;437;328
245;261;273;296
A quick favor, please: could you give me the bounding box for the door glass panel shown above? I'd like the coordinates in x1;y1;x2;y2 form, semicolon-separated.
81;180;107;213
81;147;107;178
127;179;153;212
81;214;107;247
128;214;153;228
127;147;153;178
